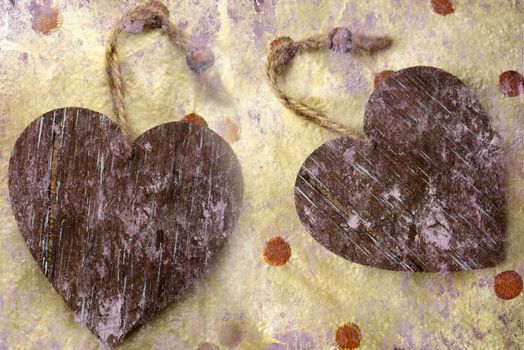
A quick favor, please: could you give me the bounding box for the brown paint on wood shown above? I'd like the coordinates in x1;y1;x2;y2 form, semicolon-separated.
8;107;243;346
295;66;506;272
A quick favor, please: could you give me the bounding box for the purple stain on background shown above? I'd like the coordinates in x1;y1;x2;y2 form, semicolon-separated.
397;321;416;349
178;20;188;30
227;4;243;23
252;0;277;50
254;0;264;13
400;273;413;292
0;331;8;350
390;0;402;8
476;276;492;288
441;272;459;298
195;13;220;46
364;12;378;29
383;1;428;32
439;332;455;350
498;314;509;327
479;1;491;11
471;327;485;340
274;331;316;350
402;3;429;31
508;111;524;178
20;52;29;63
325;53;368;94
189;4;220;47
248;110;261;125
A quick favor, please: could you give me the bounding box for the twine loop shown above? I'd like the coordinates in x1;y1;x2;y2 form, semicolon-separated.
105;0;214;149
266;27;392;138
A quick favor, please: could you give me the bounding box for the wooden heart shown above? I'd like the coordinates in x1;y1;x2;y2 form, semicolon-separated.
295;66;506;272
8;107;243;346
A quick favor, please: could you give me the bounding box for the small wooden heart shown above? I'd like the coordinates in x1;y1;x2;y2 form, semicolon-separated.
295;66;506;272
8;107;243;346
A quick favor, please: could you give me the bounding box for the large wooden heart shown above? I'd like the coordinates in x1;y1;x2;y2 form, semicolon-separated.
8;107;243;346
295;66;506;272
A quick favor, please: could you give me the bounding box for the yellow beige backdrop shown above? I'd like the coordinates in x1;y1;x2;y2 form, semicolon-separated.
0;0;523;349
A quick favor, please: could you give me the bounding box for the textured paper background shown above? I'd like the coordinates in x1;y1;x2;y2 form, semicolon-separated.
0;1;523;349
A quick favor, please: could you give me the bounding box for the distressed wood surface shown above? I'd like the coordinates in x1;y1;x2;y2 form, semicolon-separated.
295;66;506;272
8;107;243;346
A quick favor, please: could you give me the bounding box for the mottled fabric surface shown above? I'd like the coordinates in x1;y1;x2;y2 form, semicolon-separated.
0;1;523;349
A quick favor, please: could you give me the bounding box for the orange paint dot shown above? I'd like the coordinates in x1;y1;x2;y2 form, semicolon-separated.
431;0;455;16
499;70;524;97
263;236;291;266
373;70;394;88
182;113;208;127
336;322;361;349
494;270;523;300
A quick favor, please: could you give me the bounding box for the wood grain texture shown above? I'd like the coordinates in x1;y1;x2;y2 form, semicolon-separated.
295;66;506;272
8;107;243;346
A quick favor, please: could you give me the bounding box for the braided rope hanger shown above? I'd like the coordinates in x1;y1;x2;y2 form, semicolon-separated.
266;27;392;139
105;0;214;148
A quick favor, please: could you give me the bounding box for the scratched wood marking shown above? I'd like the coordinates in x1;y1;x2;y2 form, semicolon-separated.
8;107;243;346
295;66;506;272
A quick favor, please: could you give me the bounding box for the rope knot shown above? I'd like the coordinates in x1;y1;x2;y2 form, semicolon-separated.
122;0;170;33
329;27;353;53
269;36;298;74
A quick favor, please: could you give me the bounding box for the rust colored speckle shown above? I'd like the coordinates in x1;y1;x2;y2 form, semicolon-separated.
335;323;361;349
499;70;524;97
494;271;523;300
219;117;241;144
219;322;243;349
431;0;455;16
30;1;61;35
263;236;291;266
373;70;395;88
182;113;208;127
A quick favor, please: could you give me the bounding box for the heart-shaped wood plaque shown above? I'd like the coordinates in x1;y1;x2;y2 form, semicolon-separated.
295;66;506;272
8;107;243;346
